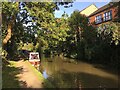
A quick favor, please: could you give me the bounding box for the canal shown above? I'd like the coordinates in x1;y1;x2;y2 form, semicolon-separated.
39;56;118;88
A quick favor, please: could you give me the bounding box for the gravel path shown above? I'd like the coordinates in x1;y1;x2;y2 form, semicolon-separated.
15;60;43;88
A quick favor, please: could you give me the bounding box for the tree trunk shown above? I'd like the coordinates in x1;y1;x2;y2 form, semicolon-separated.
3;16;15;45
2;2;19;45
3;23;12;44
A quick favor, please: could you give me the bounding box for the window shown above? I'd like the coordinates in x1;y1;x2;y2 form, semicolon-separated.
103;10;112;21
95;14;102;24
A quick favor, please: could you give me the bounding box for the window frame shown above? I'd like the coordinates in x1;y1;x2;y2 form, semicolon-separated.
103;10;112;21
95;14;102;24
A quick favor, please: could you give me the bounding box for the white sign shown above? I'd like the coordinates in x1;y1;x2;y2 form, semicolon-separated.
29;52;40;61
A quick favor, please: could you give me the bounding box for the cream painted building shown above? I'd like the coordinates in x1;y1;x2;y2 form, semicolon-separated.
80;4;98;16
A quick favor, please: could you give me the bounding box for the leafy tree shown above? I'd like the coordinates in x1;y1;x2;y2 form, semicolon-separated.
68;10;88;43
2;2;21;59
36;12;69;56
2;2;19;45
2;1;74;59
97;22;120;45
95;22;120;67
67;10;94;59
21;2;74;56
53;12;69;55
82;25;97;60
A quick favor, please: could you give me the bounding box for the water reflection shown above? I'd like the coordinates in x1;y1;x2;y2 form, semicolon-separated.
42;70;48;79
40;56;118;88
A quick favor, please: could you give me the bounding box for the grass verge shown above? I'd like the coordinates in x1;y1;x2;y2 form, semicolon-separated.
3;60;54;88
2;60;22;88
24;60;54;88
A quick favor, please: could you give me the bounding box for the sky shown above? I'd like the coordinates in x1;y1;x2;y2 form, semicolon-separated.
54;0;111;18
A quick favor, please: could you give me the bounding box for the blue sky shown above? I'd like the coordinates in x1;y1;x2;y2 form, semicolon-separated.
54;1;111;18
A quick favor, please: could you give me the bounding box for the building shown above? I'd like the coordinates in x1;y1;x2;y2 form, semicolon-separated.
80;4;98;16
88;2;120;26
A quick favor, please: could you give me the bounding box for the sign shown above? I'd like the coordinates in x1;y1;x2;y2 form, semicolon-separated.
29;52;40;66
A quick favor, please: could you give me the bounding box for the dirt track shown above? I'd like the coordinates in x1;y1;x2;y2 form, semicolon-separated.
15;60;43;88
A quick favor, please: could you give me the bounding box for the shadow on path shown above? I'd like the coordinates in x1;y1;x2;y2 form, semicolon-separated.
2;61;27;88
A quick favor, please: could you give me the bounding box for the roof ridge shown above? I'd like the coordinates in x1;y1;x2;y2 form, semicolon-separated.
80;3;98;13
92;3;98;9
88;2;114;17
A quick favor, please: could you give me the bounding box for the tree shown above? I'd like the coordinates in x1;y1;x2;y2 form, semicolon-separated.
82;25;97;60
2;2;21;59
68;10;88;43
2;2;19;45
67;10;90;59
2;1;74;59
97;22;120;45
95;22;120;66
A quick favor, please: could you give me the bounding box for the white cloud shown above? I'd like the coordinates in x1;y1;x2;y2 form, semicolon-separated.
55;10;64;14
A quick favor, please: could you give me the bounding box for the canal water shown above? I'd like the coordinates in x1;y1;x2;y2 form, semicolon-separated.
39;56;118;88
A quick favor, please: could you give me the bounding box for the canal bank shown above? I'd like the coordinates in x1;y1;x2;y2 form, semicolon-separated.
2;60;54;88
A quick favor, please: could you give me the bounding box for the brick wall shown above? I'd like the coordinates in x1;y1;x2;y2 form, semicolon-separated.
88;6;118;26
